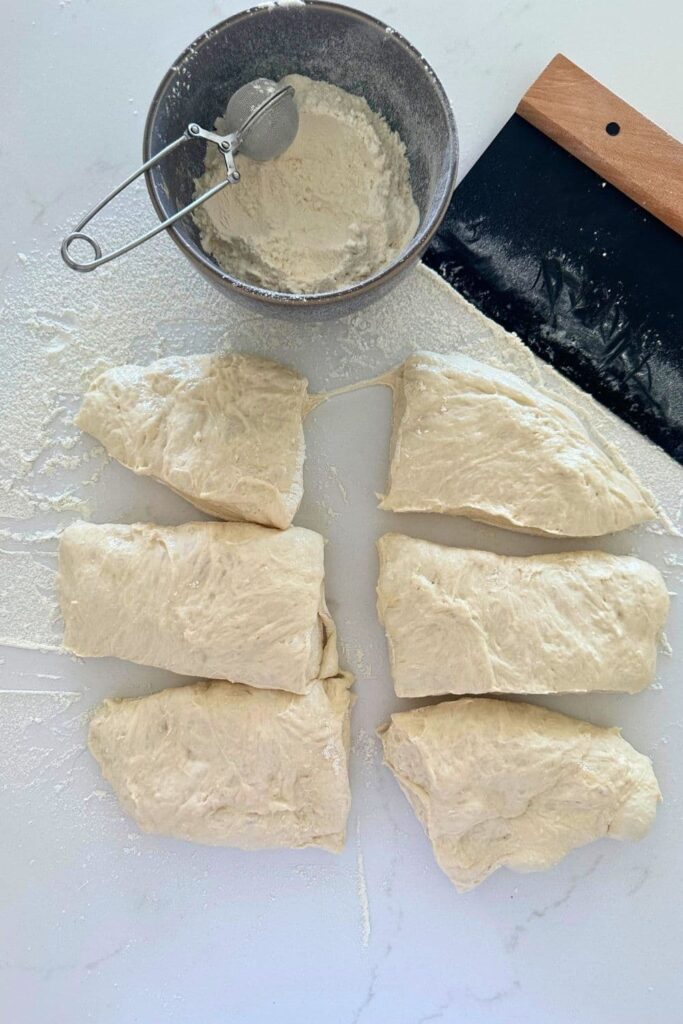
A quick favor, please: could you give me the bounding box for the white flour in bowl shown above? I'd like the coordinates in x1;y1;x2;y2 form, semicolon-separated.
192;74;419;294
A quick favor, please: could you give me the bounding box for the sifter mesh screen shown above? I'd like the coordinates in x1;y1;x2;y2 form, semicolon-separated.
226;78;299;162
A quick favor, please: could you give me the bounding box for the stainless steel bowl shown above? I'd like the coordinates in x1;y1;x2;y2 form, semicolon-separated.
143;1;458;319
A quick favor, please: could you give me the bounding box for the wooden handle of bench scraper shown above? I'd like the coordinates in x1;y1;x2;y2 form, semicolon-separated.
517;53;683;236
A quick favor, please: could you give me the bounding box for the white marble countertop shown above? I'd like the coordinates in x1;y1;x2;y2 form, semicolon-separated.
3;2;683;1022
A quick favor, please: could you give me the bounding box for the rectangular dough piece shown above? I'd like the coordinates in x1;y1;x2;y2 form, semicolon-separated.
377;533;669;697
379;697;660;891
380;351;655;537
89;676;352;852
60;521;338;693
76;352;308;530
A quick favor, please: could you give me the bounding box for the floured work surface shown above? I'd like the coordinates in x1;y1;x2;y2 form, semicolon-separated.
1;183;682;1015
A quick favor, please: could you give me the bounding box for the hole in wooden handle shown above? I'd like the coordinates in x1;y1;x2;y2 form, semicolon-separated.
605;121;621;136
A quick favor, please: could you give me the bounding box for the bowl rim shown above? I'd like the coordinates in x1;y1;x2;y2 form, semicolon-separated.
142;0;458;307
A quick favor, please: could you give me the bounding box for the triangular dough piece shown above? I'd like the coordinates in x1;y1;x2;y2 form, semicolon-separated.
380;698;661;891
381;352;656;536
76;352;307;529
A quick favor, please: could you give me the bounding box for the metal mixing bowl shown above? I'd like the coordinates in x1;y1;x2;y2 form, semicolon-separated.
143;1;458;319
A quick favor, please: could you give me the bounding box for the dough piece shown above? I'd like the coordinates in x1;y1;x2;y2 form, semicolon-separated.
89;677;352;851
377;533;668;697
381;351;655;536
379;698;661;891
76;352;307;529
59;521;337;693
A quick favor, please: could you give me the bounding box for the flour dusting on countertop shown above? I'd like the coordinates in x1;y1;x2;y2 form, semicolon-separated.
1;179;681;656
356;818;372;948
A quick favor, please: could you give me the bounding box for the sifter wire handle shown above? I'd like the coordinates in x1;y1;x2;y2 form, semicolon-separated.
60;125;241;272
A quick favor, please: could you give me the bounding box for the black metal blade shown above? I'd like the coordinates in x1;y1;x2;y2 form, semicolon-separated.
424;114;683;462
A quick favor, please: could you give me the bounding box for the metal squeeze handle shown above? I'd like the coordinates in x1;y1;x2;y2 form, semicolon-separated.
60;124;242;272
59;86;294;272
